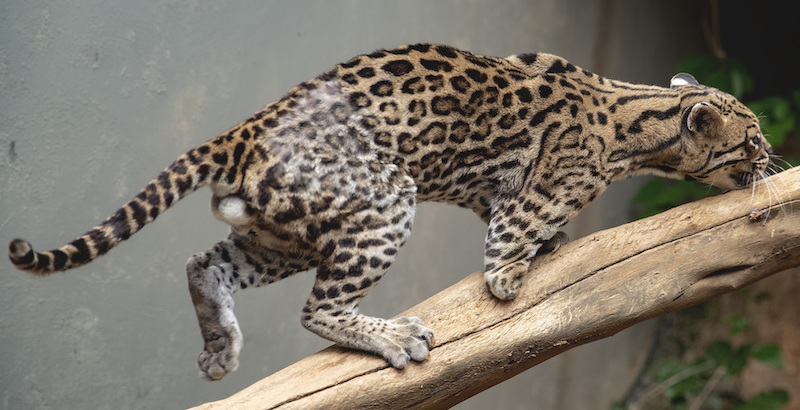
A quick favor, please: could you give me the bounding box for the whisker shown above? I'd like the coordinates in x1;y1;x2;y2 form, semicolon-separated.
766;168;793;214
757;171;773;216
767;163;785;175
765;156;794;206
762;171;776;220
767;158;785;172
767;159;793;201
756;169;790;220
769;155;795;171
708;172;721;193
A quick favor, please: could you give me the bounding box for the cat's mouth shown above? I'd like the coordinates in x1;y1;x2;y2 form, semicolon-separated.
733;171;754;189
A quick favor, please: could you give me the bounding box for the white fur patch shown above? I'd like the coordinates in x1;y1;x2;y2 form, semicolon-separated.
213;196;250;226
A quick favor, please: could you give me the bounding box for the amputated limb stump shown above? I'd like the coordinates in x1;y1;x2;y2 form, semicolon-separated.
193;167;800;410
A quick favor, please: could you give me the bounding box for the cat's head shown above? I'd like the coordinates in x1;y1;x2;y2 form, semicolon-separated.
669;73;771;190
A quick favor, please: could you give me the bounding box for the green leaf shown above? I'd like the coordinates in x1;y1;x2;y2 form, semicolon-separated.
706;393;724;410
729;66;754;100
674;56;753;98
633;179;720;219
653;360;694;382
748;96;796;147
632;178;664;203
724;314;751;336
650;360;713;403
734;390;790;410
753;291;772;304
705;340;733;364
792;90;800;116
705;340;749;375
751;344;784;368
670;402;690;410
665;376;705;401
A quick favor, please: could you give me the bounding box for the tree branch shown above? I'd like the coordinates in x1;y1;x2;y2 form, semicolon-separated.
192;167;800;410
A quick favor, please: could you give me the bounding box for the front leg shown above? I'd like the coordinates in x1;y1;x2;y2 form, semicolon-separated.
483;156;608;300
482;197;573;300
482;230;567;300
483;220;556;301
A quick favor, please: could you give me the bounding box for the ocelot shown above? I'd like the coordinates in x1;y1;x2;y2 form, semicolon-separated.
9;43;772;380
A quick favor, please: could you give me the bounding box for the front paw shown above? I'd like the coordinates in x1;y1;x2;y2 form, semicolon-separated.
197;331;242;381
484;259;529;300
381;316;435;368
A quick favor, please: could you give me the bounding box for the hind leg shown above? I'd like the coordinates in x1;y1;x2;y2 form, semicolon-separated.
186;235;313;381
300;199;434;368
302;270;434;368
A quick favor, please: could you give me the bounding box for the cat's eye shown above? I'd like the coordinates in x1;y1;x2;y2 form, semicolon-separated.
747;131;762;149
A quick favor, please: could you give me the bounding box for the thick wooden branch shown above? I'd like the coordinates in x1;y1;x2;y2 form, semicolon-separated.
193;167;800;410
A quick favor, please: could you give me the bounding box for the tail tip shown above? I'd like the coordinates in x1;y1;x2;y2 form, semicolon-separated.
9;238;35;267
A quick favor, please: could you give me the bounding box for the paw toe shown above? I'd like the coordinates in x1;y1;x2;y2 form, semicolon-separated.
198;349;240;381
388;351;411;369
382;316;434;367
407;338;431;362
196;334;241;381
485;262;527;301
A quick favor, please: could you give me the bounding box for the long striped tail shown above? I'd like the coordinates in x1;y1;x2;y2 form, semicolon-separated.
8;139;238;275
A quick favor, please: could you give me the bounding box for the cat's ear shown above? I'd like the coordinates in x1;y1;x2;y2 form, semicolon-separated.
686;102;724;134
670;73;699;88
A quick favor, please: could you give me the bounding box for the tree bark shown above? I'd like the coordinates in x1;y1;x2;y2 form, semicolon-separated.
192;167;800;410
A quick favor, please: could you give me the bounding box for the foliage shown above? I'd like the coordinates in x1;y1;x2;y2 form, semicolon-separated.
675;55;753;100
632;55;799;218
734;390;791;410
632;178;720;219
747;94;799;148
618;306;788;410
647;335;786;409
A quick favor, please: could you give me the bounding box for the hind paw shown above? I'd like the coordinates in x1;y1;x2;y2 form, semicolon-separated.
197;332;242;381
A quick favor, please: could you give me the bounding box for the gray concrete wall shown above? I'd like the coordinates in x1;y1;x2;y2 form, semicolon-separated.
0;1;703;408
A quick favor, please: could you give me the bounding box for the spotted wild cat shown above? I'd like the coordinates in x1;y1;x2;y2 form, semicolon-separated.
9;44;773;381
